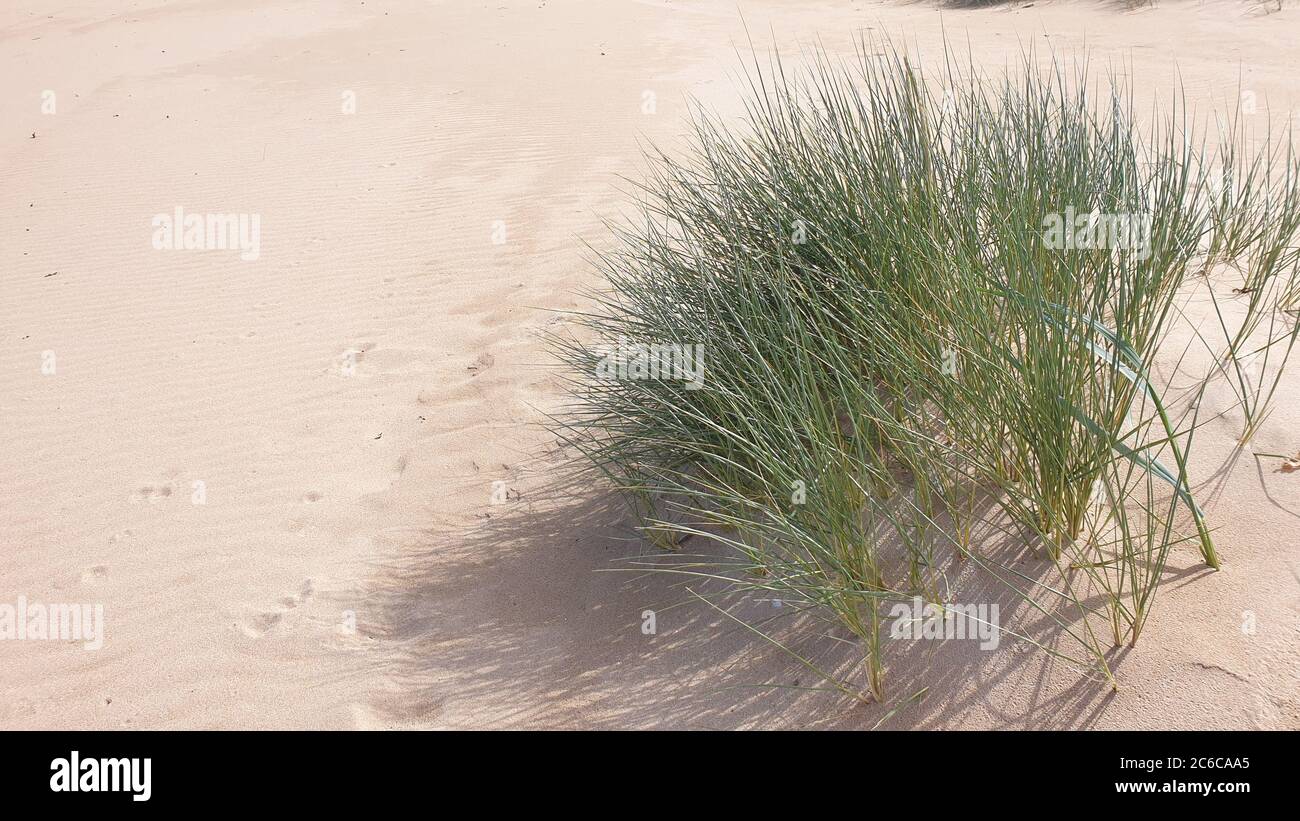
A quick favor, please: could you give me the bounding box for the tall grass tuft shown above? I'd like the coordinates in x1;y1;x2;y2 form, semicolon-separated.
1201;105;1300;442
550;40;1300;699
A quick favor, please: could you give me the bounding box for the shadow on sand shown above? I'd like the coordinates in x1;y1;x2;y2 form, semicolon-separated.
355;453;1212;728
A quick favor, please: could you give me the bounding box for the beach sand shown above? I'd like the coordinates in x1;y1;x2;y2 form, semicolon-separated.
1;0;1297;729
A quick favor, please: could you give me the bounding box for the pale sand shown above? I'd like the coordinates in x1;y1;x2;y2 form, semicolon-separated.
1;0;1297;729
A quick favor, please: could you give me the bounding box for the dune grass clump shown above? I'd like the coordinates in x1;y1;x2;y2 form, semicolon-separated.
551;41;1300;700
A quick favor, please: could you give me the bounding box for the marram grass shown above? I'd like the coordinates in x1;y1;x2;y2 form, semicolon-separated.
550;40;1300;702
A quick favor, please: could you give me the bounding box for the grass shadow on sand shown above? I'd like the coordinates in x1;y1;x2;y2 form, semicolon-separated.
360;462;1179;728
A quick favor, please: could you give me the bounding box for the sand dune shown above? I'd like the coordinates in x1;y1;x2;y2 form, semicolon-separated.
2;0;1297;729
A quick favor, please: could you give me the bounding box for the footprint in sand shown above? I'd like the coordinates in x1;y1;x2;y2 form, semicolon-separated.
351;692;446;729
357;346;422;376
238;580;314;638
467;352;495;376
129;484;173;504
81;565;109;584
240;611;282;638
280;579;314;609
